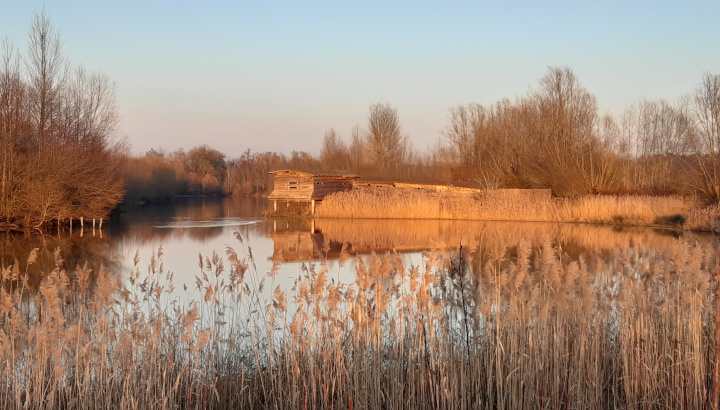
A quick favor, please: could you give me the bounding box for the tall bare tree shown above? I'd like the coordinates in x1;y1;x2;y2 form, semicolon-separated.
348;125;366;171
320;128;348;171
365;103;409;176
622;99;695;193
26;9;66;161
694;73;720;201
0;40;27;219
442;104;484;167
532;67;598;195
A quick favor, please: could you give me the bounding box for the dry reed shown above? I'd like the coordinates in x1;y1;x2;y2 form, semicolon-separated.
316;189;703;228
0;232;719;408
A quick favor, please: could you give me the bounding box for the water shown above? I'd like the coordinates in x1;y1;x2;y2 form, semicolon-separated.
1;197;714;408
0;197;710;295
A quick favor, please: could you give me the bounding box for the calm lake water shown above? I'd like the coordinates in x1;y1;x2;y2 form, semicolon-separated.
0;197;711;296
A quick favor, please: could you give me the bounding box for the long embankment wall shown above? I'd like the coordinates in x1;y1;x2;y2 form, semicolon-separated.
353;181;552;202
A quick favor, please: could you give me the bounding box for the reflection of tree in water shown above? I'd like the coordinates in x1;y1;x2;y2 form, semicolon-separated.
0;230;122;292
109;198;270;246
0;198;271;296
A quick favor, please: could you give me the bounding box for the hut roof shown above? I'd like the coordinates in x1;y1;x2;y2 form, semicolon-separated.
269;170;359;179
353;176;480;188
270;170;314;177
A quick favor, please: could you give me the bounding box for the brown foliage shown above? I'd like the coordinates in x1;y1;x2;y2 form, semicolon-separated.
0;12;124;227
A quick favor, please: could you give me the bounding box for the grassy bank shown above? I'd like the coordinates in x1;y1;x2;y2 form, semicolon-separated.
316;189;720;230
1;234;720;408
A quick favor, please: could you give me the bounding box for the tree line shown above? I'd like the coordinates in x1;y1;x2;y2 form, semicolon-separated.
438;67;720;199
123;102;435;202
0;12;124;228
318;68;720;199
5;14;720;225
126;69;720;203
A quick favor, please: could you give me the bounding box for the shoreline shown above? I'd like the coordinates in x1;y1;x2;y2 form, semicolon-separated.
266;190;720;234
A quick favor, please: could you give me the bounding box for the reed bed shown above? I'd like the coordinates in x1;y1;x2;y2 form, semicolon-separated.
316;189;700;227
1;233;720;408
686;204;720;232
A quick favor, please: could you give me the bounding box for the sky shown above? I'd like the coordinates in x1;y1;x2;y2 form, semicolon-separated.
1;1;719;158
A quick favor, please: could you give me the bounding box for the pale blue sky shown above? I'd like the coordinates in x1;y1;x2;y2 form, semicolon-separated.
1;1;718;157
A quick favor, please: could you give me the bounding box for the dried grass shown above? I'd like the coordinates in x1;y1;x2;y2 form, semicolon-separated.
316;189;701;227
0;233;719;408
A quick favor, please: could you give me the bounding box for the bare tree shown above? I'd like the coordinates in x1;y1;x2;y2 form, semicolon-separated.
320;128;348;171
442;100;529;187
532;67;598;195
365;103;409;176
694;73;720;201
348;125;366;171
26;9;66;161
0;40;27;219
62;67;118;148
624;99;696;193
590;114;621;190
442;104;484;167
439;67;612;194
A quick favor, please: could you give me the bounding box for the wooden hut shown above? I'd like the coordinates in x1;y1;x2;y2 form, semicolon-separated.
268;170;358;214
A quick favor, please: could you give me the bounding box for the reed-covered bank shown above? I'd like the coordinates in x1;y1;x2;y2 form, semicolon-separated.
1;234;720;408
316;189;720;231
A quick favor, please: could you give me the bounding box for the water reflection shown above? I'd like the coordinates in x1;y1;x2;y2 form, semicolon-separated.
2;198;715;408
269;217;704;262
109;197;270;244
2;197;714;295
0;230;121;290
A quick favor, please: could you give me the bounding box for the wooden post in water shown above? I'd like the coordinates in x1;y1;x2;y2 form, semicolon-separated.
69;218;72;234
99;218;103;229
311;200;316;215
93;219;96;228
274;200;277;212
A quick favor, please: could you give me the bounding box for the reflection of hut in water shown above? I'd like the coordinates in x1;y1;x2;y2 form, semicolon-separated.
268;217;435;262
268;218;346;262
269;230;321;262
268;170;358;214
